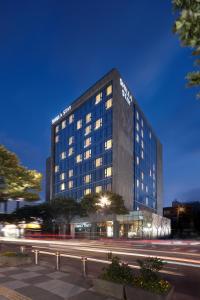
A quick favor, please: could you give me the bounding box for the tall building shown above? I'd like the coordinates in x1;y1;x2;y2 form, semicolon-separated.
47;69;169;238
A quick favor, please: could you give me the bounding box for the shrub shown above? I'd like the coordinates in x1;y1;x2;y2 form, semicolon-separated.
133;257;171;295
1;251;28;257
101;256;133;284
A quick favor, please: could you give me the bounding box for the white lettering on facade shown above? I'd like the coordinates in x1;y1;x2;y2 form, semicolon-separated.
120;78;133;105
52;105;72;124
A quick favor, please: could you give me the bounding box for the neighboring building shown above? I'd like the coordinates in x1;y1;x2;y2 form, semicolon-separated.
47;68;170;238
0;200;38;215
163;200;200;237
45;157;51;202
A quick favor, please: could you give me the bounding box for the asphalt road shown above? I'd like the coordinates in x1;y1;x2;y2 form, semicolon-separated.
1;238;200;299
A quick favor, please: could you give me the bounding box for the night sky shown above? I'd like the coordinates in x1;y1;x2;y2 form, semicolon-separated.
0;1;199;206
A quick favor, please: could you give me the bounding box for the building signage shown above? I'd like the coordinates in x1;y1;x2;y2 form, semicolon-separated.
52;105;72;124
120;78;133;105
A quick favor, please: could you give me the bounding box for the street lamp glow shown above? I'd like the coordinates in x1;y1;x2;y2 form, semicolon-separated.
98;195;111;208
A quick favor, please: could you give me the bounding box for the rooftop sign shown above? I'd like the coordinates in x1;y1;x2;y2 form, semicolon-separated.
120;78;133;105
52;105;72;124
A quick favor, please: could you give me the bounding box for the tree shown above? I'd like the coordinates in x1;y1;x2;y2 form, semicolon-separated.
80;192;128;216
51;197;80;224
172;0;200;98
0;145;42;201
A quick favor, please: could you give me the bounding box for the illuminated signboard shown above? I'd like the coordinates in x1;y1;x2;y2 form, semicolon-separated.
120;78;133;105
52;105;72;124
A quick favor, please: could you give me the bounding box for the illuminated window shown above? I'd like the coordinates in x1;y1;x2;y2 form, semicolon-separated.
105;98;112;110
136;134;139;143
94;118;102;130
69;114;74;124
141;119;144;127
105;139;112;150
61;152;66;159
68;180;73;189
95;186;102;193
141;150;144;159
76;154;82;163
95;92;102;105
136;179;139;187
149;131;152;139
141;172;144;180
136;111;139;120
153;164;155;171
141;129;144;138
86;113;91;124
55;125;59;133
106;85;112;96
55;165;59;173
84;137;91;148
84;174;91;183
85;125;91;136
69;169;73;178
84;149;91;160
136;156;140;165
105;167;112;178
84;188;91;195
77;119;82;130
95;157;102;167
141;183;144;190
60;183;65;191
150;169;152;177
69;136;74;145
146;186;148;193
60;173;65;181
145;197;148;205
62;120;66;129
68;147;73;156
136;122;139;131
55;135;59;143
141;140;144;149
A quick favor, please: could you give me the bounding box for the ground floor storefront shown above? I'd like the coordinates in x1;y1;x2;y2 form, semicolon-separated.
70;211;171;239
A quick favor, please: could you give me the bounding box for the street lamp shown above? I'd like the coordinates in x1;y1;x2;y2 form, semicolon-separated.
98;195;111;208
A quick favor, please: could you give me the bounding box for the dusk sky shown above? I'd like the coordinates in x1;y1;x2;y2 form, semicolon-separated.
0;0;199;206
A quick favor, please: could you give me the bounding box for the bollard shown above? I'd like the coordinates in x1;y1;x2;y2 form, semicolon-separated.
20;246;25;254
81;257;87;277
34;250;39;265
56;251;60;271
107;251;112;260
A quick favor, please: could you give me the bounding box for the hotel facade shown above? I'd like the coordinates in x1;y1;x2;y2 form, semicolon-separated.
47;69;170;238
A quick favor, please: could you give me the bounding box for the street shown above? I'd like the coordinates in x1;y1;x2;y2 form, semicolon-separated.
1;238;200;299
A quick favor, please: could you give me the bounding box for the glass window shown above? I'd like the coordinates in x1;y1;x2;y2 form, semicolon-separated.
136;179;139;187
68;180;73;189
86;113;91;124
141;172;144;180
84;188;91;195
69;169;73;178
84;174;91;183
141;183;144;190
69;114;74;124
95;92;102;105
55;125;59;133
136;156;140;165
141;140;144;149
136;134;139;143
84;137;91;148
62;120;66;129
106;85;112;96
60;183;65;191
141;119;144;127
94;118;102;130
60;173;65;181
55;165;59;173
105;166;112;177
77;119;82;130
105;98;112;110
136;122;139;131
95;186;102;193
105;139;112;150
76;154;82;163
55;135;59;143
85;125;91;136
84;149;91;160
141;150;144;159
95;157;102;167
149;131;152;139
61;152;66;159
68;147;73;156
69;136;74;145
141;129;144;138
136;111;139;120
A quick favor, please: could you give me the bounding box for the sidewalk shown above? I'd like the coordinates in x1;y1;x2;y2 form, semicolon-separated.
0;265;114;300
